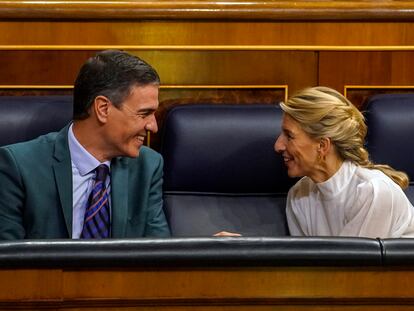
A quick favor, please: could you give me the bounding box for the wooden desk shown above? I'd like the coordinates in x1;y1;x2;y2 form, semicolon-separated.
0;238;413;310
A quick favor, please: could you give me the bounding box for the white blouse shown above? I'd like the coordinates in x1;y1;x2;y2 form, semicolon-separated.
286;161;414;238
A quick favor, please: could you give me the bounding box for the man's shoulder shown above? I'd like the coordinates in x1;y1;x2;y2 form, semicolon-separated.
139;146;162;160
1;131;61;161
3;132;59;151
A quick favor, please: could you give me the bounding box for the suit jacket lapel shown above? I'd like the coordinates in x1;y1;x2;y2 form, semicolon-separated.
53;124;73;237
111;157;129;238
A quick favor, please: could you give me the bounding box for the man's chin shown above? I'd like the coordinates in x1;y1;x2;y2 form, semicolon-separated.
123;147;141;158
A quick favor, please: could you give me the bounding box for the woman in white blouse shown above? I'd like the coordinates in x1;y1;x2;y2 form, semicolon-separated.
275;86;414;238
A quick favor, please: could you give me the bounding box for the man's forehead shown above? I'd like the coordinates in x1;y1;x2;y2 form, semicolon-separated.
126;85;159;105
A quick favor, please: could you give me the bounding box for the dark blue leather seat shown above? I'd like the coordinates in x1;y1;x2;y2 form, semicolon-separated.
365;93;414;203
0;96;72;147
160;104;294;236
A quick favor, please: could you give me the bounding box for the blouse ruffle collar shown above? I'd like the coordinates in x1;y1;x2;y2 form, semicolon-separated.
315;160;356;199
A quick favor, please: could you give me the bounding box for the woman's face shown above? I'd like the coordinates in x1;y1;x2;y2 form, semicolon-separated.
274;113;321;179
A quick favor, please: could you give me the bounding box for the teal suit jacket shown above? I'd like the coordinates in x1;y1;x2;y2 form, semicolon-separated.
0;125;170;239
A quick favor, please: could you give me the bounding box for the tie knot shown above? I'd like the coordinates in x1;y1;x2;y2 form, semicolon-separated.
95;164;109;182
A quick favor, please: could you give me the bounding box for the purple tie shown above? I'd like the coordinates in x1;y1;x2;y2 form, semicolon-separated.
81;165;110;238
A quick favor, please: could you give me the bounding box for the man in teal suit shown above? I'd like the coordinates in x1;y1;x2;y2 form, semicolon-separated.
0;50;170;239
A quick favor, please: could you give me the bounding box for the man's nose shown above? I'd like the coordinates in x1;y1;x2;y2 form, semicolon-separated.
145;115;158;133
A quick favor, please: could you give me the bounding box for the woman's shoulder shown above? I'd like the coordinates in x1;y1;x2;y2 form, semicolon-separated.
288;176;315;198
353;165;404;198
354;165;397;187
351;166;413;227
354;164;384;179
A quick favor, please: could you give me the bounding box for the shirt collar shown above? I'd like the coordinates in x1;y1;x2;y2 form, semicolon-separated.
68;124;111;176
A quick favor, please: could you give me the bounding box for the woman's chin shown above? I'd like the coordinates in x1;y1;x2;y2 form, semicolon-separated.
287;166;303;178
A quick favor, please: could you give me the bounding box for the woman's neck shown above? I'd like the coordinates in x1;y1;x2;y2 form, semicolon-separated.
310;156;344;183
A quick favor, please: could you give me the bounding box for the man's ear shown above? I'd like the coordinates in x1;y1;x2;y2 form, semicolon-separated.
94;96;110;123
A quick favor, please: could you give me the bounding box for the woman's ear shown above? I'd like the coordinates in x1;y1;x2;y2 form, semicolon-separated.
319;137;331;156
94;96;110;123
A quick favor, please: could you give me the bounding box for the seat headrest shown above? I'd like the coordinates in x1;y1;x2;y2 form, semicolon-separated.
0;96;73;147
160;104;294;194
365;93;414;182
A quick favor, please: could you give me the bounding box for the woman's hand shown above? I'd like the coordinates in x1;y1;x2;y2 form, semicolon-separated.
213;231;241;237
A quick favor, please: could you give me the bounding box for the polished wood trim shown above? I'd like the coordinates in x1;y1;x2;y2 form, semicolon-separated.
160;84;288;102
344;85;414;97
2;45;414;51
1;297;414;309
2;267;414;310
0;84;287;102
0;84;287;104
160;85;287;89
1;22;414;46
0;84;285;88
0;85;73;89
1;0;414;21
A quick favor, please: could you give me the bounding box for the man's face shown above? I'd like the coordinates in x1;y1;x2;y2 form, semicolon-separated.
274;113;320;180
104;84;159;159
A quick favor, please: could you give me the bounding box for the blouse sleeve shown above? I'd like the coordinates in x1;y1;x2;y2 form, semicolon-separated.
340;178;413;238
286;186;307;236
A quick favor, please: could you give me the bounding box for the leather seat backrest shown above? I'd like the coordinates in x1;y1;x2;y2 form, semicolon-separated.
160;104;294;236
0;96;72;147
365;93;414;202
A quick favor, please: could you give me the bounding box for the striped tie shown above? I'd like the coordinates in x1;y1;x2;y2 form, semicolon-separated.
81;164;110;239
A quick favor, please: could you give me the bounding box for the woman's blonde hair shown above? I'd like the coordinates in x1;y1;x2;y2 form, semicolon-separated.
280;86;409;189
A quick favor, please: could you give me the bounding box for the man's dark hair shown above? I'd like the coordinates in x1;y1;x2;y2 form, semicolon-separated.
73;50;160;120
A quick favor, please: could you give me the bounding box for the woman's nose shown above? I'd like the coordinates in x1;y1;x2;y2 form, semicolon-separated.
274;135;285;153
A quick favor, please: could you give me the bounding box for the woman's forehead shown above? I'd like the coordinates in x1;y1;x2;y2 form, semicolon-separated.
282;114;301;131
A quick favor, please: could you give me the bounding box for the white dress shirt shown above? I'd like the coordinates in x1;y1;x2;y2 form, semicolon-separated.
68;124;111;238
286;160;414;238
